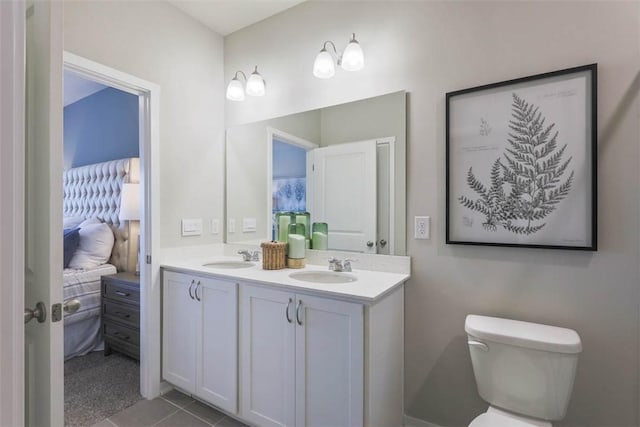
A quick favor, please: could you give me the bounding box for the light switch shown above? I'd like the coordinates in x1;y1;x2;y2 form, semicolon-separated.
182;218;203;236
228;218;236;233
243;218;257;233
211;219;219;235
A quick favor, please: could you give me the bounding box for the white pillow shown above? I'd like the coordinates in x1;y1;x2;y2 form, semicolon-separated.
78;217;101;227
63;216;86;229
68;222;115;269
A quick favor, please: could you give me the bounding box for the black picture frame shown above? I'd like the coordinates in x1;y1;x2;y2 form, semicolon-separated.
446;64;597;251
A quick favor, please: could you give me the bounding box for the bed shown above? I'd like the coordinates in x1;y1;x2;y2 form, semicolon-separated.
63;157;140;360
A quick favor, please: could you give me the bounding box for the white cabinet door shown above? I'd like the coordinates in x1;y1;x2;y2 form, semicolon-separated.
197;277;238;413
162;271;198;392
294;295;364;427
240;285;295;427
309;140;377;253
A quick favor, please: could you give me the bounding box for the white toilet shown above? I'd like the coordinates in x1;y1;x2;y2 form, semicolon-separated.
465;315;582;427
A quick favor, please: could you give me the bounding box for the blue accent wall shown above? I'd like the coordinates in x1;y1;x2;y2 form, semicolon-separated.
273;139;307;179
64;87;139;169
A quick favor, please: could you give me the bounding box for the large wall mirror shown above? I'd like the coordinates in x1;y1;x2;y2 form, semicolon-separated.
226;91;406;256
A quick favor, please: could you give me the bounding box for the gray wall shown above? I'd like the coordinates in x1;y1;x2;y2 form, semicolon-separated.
64;87;139;169
225;2;640;426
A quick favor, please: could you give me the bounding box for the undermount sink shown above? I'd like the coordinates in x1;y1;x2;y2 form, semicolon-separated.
289;270;358;284
202;260;256;269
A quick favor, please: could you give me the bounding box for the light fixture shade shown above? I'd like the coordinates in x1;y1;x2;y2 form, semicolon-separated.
313;49;335;79
341;37;364;71
226;78;245;101
119;183;141;221
246;68;266;97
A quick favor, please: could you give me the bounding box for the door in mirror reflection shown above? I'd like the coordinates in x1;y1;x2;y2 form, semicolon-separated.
309;140;377;253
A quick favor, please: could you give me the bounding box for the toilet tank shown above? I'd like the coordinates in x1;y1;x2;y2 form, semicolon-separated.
465;315;582;421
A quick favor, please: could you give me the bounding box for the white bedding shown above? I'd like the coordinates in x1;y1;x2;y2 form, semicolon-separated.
63;264;116;360
63;263;116;326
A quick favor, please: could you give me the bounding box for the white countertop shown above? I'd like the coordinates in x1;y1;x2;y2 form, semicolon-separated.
161;255;409;304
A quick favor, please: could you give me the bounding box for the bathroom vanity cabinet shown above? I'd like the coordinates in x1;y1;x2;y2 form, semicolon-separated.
162;271;238;413
239;284;364;427
161;262;406;427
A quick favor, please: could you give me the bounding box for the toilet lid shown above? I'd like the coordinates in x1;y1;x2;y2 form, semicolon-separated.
469;408;551;427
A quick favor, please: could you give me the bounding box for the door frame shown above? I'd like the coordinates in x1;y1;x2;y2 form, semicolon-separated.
266;126;318;240
63;52;162;399
0;1;26;425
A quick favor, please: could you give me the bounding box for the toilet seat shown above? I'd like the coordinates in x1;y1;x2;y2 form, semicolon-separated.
469;407;552;427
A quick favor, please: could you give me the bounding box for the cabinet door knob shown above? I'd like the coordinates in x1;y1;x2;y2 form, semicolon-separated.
188;280;195;300
285;298;292;323
296;300;303;326
195;281;201;302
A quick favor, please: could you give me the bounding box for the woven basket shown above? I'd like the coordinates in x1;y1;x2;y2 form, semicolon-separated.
260;241;287;270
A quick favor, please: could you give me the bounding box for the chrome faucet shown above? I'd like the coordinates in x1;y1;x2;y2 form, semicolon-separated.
238;249;260;262
328;257;355;272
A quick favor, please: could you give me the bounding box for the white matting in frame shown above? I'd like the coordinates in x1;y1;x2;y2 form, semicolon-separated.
446;64;597;251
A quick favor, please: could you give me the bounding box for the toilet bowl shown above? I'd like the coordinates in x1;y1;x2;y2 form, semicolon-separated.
465;315;582;427
469;407;551;427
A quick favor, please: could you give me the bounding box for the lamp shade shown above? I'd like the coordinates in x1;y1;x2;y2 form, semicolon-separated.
119;183;141;221
313;49;335;79
246;67;266;97
341;36;364;71
226;77;245;101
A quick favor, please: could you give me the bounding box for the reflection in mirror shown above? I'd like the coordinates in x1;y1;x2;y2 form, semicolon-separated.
226;91;406;255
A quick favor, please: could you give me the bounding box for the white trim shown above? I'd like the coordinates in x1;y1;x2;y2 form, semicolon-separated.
376;137;396;255
0;2;25;426
265;127;318;240
62;52;162;399
403;414;444;427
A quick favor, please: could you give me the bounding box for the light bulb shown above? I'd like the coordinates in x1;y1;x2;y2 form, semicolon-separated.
246;66;266;97
226;77;245;101
341;34;364;72
313;48;335;79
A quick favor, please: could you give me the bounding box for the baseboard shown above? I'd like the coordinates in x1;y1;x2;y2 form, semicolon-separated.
403;414;444;427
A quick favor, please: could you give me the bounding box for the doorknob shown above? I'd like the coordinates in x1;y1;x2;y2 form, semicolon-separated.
24;302;46;324
64;299;81;315
366;241;374;248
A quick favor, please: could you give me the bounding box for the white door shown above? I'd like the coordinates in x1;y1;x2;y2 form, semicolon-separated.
197;277;238;413
24;2;65;425
240;285;295;427
162;271;198;392
294;295;364;427
0;2;25;425
309;140;377;253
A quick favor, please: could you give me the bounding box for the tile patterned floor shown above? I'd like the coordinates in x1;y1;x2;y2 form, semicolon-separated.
92;389;248;427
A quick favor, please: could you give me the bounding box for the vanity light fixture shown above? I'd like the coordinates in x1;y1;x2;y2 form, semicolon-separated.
226;66;266;101
313;33;364;79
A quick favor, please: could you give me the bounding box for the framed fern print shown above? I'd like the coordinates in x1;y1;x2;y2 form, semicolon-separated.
446;64;597;250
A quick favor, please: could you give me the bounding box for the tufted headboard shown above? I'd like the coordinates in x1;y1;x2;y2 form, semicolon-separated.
63;158;140;272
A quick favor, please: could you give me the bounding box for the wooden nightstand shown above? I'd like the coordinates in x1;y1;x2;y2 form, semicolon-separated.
102;272;140;360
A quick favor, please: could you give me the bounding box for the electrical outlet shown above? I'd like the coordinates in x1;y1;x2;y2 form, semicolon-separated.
415;216;430;239
211;219;219;235
181;218;203;236
228;218;236;233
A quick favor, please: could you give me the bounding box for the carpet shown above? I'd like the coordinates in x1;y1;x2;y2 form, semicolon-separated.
64;351;141;426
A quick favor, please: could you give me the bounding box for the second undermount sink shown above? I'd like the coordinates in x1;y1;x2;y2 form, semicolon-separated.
289;270;358;284
202;260;256;269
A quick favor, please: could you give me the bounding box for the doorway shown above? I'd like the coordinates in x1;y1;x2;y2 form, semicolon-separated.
62;70;142;425
62;52;162;422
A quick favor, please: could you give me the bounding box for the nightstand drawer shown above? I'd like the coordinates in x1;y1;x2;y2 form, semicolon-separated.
103;281;140;305
103;321;140;346
103;300;140;328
